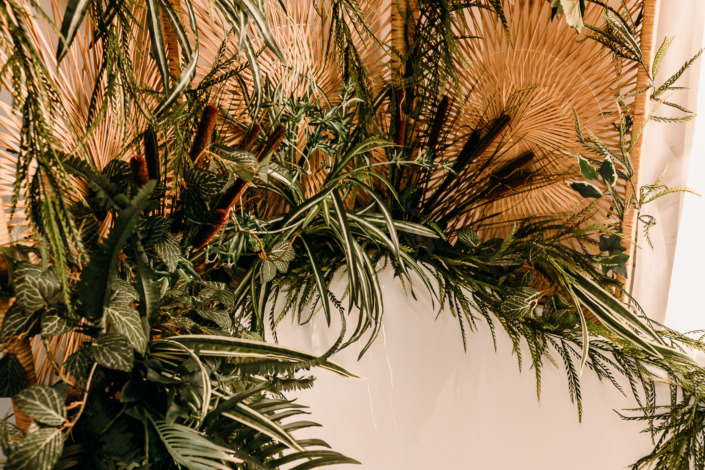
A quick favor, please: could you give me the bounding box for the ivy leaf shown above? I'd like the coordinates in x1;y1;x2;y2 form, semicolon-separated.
40;312;73;337
106;307;147;355
6;428;64;470
90;333;133;372
13;263;62;314
457;228;480;248
78;181;155;320
599;158;617;187
64;349;91;389
501;287;542;319
0;304;34;343
568;182;602;199
154;233;182;272
13;386;66;426
185;168;224;200
0;354;28;397
599;234;627;253
577;155;599;181
183;188;214;225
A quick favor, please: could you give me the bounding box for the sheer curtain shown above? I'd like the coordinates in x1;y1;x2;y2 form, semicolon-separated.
631;0;705;328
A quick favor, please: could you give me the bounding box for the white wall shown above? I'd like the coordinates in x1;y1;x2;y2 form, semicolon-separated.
277;270;660;469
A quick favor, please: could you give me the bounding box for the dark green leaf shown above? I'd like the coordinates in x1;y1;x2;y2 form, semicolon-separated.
106;307;147;354
13;386;66;426
40;312;73;337
153;233;182;272
185;168;224;200
599;158;617;187
0;419;24;457
6;428;64;470
568;182;602;199
64;349;91;389
78;181;155;319
0;304;34;343
90;333;133;372
13;263;62;314
56;0;91;63
457;228;479;248
183;188;214;224
599;234;626;253
577;155;599;181
501;287;541;319
0;354;28;397
195;309;231;329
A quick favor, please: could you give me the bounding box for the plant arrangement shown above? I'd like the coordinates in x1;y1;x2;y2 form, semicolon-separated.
0;0;705;469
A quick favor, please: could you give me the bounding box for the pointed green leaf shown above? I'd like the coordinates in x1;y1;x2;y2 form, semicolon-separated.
578;155;599;181
154;233;182;272
0;354;28;397
41;312;73;337
56;0;91;63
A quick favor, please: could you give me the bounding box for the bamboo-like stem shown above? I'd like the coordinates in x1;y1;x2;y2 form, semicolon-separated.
625;0;661;287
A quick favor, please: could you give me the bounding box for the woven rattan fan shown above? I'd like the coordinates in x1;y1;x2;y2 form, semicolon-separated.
420;0;654;259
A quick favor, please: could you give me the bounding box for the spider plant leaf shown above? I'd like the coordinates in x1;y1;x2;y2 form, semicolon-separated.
78;181;155;320
149;419;242;469
234;0;285;63
158;0;193;59
301;236;331;326
360;215;440;239
154;44;200;116
150;340;212;421
146;0;170;91
222;403;303;451
166;335;360;378
56;0;91;63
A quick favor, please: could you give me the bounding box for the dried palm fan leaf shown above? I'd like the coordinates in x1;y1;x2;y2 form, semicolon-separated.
203;0;391;217
418;0;648;250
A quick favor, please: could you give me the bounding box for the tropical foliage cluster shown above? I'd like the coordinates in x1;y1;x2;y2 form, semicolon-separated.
0;0;704;469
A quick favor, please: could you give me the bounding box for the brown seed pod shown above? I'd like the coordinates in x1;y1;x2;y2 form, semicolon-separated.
190;104;219;165
130;155;150;187
143;127;160;183
257;123;286;160
191;209;229;250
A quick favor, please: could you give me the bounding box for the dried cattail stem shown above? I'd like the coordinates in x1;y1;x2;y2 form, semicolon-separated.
491;151;535;181
130;156;150;187
190;104;219;165
143;128;160;183
7;337;37;431
257;123;286;160
487;169;535;200
216;124;287;213
191;209;229;249
240;123;261;151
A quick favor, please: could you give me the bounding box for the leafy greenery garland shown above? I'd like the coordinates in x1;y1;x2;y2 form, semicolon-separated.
0;0;704;469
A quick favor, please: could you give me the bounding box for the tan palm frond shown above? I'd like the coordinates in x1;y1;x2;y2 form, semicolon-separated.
423;0;647;243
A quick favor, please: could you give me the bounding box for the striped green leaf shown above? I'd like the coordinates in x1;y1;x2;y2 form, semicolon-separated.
56;0;91;63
